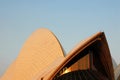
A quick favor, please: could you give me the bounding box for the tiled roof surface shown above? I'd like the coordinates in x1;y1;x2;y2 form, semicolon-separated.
1;28;64;80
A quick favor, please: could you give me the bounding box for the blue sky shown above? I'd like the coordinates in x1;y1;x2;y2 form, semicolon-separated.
0;0;120;76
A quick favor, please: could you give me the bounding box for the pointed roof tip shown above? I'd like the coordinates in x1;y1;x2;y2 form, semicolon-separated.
32;28;54;36
35;27;52;32
67;31;104;54
94;31;104;36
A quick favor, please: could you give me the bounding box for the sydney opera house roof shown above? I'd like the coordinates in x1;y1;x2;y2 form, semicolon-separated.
1;28;115;80
49;32;114;80
1;28;65;80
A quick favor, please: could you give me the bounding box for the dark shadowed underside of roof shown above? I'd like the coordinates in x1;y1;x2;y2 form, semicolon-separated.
54;70;108;80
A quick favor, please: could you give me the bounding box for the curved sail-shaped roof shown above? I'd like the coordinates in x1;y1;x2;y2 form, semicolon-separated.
1;28;64;80
45;32;114;80
1;29;115;80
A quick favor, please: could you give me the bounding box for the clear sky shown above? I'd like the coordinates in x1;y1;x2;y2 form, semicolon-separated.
0;0;120;77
